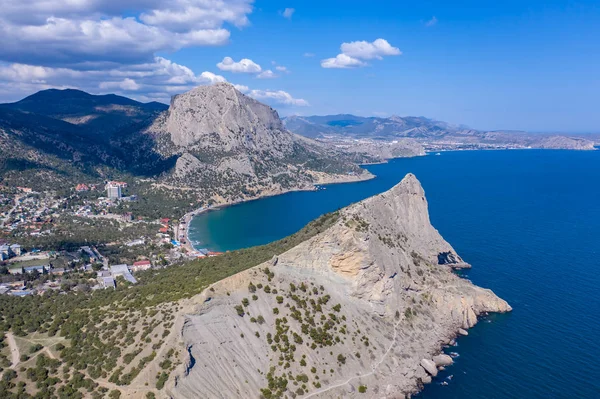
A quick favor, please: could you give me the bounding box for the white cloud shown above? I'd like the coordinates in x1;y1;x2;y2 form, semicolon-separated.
198;71;227;84
0;0;254;67
275;66;289;73
425;16;438;27
248;89;309;106
0;56;228;103
0;57;309;109
340;39;401;60
321;38;401;69
303;52;315;57
282;8;295;19
217;56;262;73
233;84;249;93
99;78;140;91
321;54;366;69
257;70;278;79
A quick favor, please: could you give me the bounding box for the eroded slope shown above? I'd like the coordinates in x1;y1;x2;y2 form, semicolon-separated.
170;174;511;398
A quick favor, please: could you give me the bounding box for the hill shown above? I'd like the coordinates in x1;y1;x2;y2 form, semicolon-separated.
143;83;370;204
0;85;369;210
283;114;596;150
170;174;511;398
1;89;167;138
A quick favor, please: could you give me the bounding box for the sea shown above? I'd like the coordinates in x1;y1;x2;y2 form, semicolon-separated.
188;149;600;398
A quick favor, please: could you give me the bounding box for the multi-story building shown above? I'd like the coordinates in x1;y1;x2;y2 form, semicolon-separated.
106;183;122;199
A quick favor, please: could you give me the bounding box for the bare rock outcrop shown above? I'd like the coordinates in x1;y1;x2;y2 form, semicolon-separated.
169;174;511;398
146;83;369;205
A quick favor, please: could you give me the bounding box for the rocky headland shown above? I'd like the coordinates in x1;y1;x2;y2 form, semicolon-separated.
168;174;511;398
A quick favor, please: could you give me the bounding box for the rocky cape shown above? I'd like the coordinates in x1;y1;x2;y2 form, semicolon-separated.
168;174;511;399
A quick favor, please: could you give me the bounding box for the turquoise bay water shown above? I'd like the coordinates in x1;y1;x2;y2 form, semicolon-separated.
189;150;600;398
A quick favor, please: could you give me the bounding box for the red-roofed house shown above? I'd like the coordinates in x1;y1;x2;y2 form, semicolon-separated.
160;218;170;224
132;260;152;272
75;184;90;192
159;227;169;234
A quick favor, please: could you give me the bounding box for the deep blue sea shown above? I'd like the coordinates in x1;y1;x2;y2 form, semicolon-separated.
189;150;600;398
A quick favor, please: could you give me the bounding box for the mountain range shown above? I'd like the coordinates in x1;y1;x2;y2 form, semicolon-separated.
283;114;596;150
0;85;367;206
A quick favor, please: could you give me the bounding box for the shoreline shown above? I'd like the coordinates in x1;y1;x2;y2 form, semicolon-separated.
181;171;375;254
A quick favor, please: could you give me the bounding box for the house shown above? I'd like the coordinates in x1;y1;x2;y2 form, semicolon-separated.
75;184;90;192
106;184;122;200
8;267;23;275
208;251;224;257
24;265;50;274
80;246;99;262
121;212;133;222
160;218;170;224
100;276;115;289
159;227;169;234
10;244;21;256
131;260;151;272
0;244;10;258
97;270;111;278
110;264;137;284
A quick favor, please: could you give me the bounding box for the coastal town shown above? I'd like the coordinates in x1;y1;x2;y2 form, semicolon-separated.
0;181;222;297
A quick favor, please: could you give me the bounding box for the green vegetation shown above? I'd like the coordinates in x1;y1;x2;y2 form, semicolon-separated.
358;385;367;393
0;211;341;398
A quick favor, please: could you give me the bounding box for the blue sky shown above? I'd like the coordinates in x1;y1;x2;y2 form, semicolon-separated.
0;0;598;132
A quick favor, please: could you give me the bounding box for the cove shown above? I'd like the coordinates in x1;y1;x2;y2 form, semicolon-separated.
189;149;600;398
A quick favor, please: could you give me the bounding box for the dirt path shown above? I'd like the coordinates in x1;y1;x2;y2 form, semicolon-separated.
6;332;20;368
303;318;404;398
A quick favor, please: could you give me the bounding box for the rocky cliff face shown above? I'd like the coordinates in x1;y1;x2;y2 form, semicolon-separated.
146;83;369;205
169;174;510;399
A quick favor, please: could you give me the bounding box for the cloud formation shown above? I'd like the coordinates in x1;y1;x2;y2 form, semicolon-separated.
249;89;309;106
282;8;295;19
321;38;401;69
425;16;438;27
257;70;278;79
0;1;308;109
217;57;262;73
0;0;254;67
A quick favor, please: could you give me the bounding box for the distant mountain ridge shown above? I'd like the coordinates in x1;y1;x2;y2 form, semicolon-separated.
0;89;168;138
283;114;595;150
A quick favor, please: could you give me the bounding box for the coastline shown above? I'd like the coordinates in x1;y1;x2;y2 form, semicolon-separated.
181;170;375;254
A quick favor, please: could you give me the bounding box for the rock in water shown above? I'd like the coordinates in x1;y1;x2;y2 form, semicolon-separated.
420;359;438;377
433;354;454;367
169;174;511;399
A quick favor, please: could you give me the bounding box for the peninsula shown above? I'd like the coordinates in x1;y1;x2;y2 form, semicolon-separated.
169;174;511;398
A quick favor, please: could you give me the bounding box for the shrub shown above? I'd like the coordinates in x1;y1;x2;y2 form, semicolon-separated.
358;385;367;393
234;305;245;317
